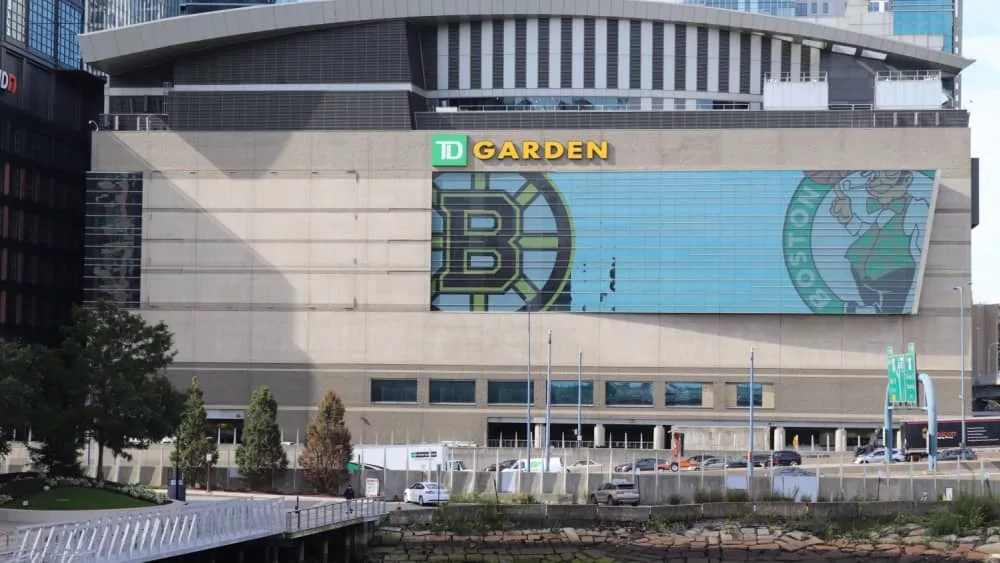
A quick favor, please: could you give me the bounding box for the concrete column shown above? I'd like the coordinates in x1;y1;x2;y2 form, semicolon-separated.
534;424;545;449
321;535;329;563
896;429;903;450
835;428;848;452
773;427;786;450
652;426;666;451
297;541;305;563
593;424;606;448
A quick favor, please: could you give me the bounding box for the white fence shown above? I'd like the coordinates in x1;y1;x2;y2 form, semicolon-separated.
4;499;285;563
286;498;387;534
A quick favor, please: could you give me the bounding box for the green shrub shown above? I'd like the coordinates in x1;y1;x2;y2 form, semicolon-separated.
511;493;537;505
925;493;998;537
667;494;682;505
0;478;47;499
725;490;749;502
694;489;724;503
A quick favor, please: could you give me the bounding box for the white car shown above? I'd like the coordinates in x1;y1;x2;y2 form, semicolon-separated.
160;437;175;444
403;482;450;506
567;460;602;473
854;448;905;464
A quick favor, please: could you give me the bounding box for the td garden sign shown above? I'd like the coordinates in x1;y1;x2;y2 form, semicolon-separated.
431;134;609;166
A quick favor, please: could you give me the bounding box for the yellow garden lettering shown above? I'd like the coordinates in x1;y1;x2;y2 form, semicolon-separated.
472;140;609;161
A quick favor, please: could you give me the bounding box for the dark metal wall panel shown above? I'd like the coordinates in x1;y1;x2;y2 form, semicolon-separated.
492;20;504;89
696;27;708;92
674;24;686;91
971;157;980;229
408;24;430;89
470;22;482;89
83;172;143;309
515;19;527;88
173;21;413;85
583;18;595;89
652;23;664;91
418;25;437;90
780;41;791;76
629;20;641;89
739;33;751;95
800;44;811;78
607;19;618;89
760;38;772;90
447;23;460;90
718;30;730;93
538;18;550;88
560;18;572;89
167;91;413;130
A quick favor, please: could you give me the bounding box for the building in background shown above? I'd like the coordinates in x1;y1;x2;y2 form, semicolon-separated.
0;0;105;343
973;303;1000;412
79;0;975;452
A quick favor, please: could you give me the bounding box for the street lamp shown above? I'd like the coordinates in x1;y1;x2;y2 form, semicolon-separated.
953;285;968;450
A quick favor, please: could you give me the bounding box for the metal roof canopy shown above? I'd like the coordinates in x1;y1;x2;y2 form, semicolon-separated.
80;0;973;76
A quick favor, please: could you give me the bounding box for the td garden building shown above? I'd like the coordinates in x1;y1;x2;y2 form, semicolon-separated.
80;0;977;451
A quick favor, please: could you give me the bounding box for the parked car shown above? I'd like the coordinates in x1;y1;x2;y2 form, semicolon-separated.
590;480;640;506
403;482;450;505
938;448;977;461
772;466;816;477
855;443;883;457
615;458;668;472
854;448;905;464
764;450;803;467
567;460;602;473
661;455;714;472
484;459;517;472
700;456;747;470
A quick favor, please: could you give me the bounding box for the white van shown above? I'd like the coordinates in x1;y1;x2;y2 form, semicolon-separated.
502;457;564;472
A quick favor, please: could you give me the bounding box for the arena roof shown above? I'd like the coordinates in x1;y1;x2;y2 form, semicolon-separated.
80;0;973;76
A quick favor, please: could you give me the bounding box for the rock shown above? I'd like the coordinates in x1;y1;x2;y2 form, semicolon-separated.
981;543;1000;555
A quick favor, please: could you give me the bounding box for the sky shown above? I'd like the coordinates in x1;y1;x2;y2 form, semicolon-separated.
965;0;1000;303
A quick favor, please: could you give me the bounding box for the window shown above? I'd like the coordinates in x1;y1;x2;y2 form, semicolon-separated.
28;0;55;57
6;0;26;42
487;381;534;405
726;382;775;409
549;381;594;405
56;1;82;68
429;379;476;404
370;379;417;403
665;383;707;407
605;381;654;406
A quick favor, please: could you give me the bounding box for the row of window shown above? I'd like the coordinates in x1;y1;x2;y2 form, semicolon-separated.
0;289;70;328
0;247;79;289
370;379;772;409
6;0;84;68
2;162;79;212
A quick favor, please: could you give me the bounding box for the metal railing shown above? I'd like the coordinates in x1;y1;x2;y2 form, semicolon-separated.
286;498;387;534
763;71;829;83
876;70;943;81
97;114;170;132
7;499;284;563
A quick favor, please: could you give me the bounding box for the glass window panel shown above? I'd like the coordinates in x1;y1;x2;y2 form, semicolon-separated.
487;381;534;405
6;0;26;42
57;1;82;68
429;379;476;404
28;0;55;57
370;379;418;403
605;381;654;406
665;383;704;407
549;381;594;406
736;383;763;408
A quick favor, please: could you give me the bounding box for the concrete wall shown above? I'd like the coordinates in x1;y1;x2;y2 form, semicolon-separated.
90;127;972;440
972;303;1000;385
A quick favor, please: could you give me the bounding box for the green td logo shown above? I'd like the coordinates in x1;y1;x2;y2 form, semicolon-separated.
431;134;468;167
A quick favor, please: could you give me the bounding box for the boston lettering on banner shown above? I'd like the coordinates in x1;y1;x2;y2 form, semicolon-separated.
83;172;144;308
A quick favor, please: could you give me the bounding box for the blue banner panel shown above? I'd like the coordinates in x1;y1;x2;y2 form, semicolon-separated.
430;170;938;314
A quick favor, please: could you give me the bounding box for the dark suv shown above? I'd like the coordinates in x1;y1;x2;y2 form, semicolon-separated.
765;450;803;467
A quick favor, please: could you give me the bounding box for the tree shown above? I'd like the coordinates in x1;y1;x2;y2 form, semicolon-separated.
60;301;185;481
171;377;219;489
236;386;288;489
24;345;89;476
0;340;40;459
299;391;353;494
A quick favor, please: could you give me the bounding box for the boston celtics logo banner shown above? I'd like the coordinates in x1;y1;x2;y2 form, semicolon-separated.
431;170;938;314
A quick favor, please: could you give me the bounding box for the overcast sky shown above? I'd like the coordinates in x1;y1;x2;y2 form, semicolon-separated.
965;0;999;303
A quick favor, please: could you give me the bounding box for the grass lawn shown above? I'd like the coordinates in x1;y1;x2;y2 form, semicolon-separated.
7;487;157;510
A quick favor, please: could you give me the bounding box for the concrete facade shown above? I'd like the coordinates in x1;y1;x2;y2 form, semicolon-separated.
89;127;972;442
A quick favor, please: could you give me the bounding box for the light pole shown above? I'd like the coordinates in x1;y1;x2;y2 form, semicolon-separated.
953;285;967;450
577;350;583;448
748;347;756;488
526;303;532;471
543;330;553;473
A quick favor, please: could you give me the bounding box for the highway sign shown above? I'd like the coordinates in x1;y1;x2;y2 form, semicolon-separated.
887;343;918;406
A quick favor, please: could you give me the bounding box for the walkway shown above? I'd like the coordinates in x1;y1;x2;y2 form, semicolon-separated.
0;497;388;563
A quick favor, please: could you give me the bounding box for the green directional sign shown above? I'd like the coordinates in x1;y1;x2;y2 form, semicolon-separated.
887;343;918;406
